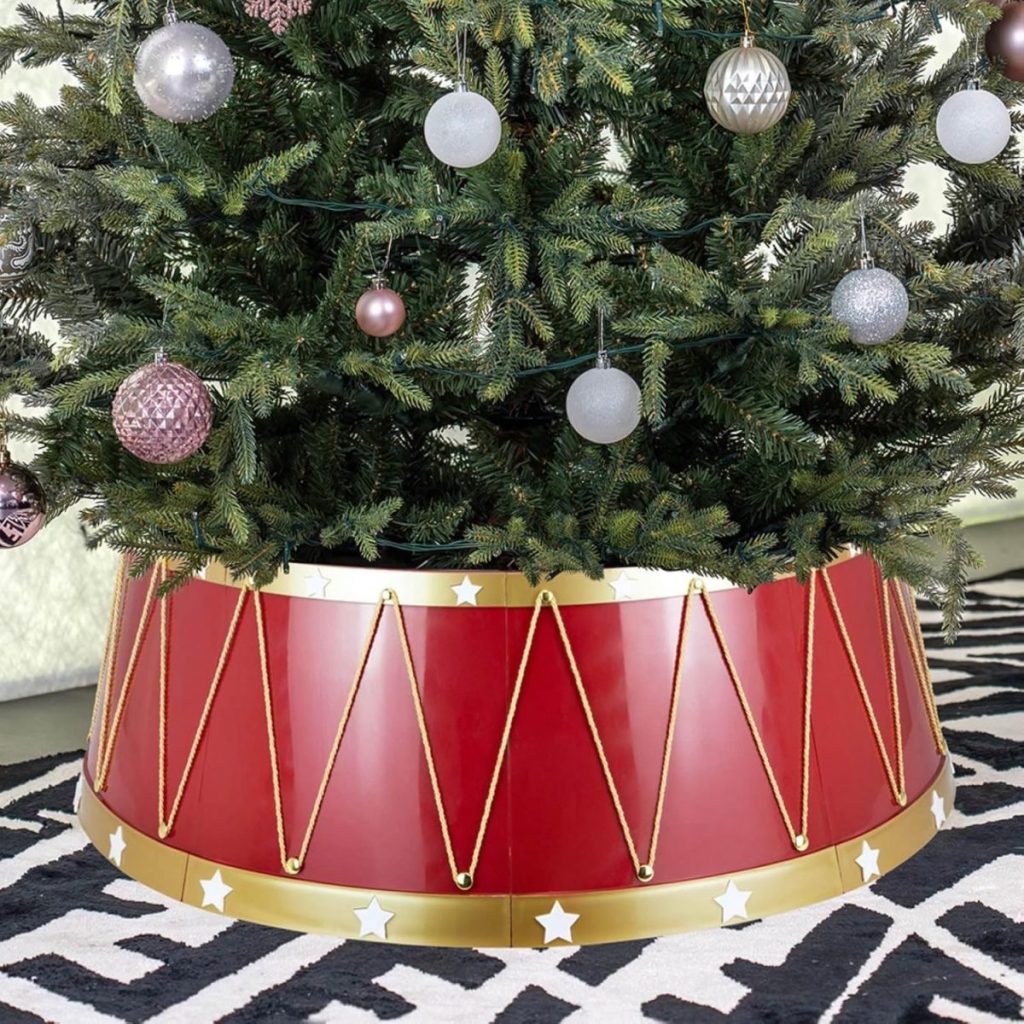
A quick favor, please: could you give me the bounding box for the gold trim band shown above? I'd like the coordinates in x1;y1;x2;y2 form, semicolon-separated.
77;757;953;948
199;548;856;608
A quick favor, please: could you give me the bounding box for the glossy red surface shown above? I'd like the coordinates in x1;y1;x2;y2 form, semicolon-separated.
85;554;945;896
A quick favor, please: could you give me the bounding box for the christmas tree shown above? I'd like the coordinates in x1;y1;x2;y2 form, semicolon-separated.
1;0;1022;635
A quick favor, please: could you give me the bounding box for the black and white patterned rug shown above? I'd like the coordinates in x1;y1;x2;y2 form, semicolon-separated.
1;576;1023;1023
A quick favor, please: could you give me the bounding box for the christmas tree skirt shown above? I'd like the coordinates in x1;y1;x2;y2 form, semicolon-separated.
69;551;957;947
1;575;1022;1021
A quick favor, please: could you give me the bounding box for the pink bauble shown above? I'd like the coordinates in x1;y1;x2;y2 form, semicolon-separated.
0;459;45;548
113;357;214;464
355;285;406;338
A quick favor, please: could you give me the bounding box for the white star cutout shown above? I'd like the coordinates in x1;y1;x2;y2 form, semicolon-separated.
608;571;637;601
714;879;752;924
108;825;126;867
199;869;233;913
304;568;331;599
930;790;947;829
451;575;483;606
73;774;83;814
855;840;881;882
535;900;579;944
353;896;394;939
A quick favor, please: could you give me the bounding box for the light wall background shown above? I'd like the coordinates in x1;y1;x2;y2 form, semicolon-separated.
0;10;1017;701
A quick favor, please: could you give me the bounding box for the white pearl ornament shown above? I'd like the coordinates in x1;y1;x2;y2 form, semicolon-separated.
134;18;235;123
936;87;1012;164
424;85;502;168
566;362;642;445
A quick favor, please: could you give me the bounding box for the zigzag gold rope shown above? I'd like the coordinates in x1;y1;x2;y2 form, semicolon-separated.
890;581;946;755
86;555;128;746
820;567;906;805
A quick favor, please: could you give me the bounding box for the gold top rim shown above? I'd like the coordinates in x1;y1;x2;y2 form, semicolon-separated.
197;547;857;608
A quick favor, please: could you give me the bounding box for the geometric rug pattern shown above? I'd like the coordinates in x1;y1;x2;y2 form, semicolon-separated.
1;576;1023;1022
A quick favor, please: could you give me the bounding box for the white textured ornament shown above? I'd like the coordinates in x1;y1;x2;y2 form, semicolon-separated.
0;213;35;286
936;88;1011;164
566;363;642;445
704;34;791;135
424;86;501;168
831;266;909;345
134;18;235;123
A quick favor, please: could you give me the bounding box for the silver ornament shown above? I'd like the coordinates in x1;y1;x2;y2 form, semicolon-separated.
424;84;502;168
831;266;909;345
0;213;35;286
936;87;1011;164
704;33;792;135
566;360;642;444
134;13;235;123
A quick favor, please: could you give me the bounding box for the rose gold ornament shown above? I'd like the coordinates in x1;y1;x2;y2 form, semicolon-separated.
0;447;45;548
113;354;214;464
355;282;406;338
986;0;1024;81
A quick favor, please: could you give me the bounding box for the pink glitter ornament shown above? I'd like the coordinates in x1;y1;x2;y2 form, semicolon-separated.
0;447;45;548
355;283;407;338
244;0;312;35
113;354;214;465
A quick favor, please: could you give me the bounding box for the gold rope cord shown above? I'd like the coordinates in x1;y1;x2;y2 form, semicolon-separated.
819;567;906;805
158;584;251;838
890;581;946;755
95;564;162;791
86;555;128;746
252;586;696;886
699;580;813;851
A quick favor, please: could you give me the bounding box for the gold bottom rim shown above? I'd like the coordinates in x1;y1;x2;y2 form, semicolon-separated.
77;759;954;948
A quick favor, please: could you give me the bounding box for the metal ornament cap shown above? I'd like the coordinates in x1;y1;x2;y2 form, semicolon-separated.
830;267;910;346
704;36;792;135
134;20;235;123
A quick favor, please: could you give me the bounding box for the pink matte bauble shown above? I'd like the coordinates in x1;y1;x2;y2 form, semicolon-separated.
987;0;1024;81
355;286;406;338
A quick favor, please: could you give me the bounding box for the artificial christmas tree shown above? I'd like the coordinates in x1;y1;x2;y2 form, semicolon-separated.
2;0;1023;943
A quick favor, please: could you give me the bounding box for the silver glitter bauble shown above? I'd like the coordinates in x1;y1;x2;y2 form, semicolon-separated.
566;363;642;444
936;87;1011;164
704;34;792;135
0;451;45;549
0;213;36;286
424;85;502;168
134;18;235;123
831;267;910;345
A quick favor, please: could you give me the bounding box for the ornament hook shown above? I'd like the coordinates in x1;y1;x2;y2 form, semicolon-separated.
164;0;178;25
596;307;610;368
858;203;874;270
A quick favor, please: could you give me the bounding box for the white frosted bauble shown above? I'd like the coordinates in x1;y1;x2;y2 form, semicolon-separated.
936;88;1011;164
704;37;791;135
134;20;235;123
566;365;642;445
831;267;909;345
424;88;502;168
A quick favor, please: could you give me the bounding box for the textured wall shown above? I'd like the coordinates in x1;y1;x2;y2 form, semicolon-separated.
0;12;1016;700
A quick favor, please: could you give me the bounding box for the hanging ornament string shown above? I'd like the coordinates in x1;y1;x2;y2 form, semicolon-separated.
739;0;752;36
859;205;873;269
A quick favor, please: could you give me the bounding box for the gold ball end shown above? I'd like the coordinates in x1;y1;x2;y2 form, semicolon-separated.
454;871;474;891
897;791;908;807
793;834;809;852
381;588;394;602
284;857;302;875
637;864;655;883
157;823;169;839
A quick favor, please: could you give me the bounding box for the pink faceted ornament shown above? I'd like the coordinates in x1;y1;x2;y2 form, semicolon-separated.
113;355;214;465
355;283;406;338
